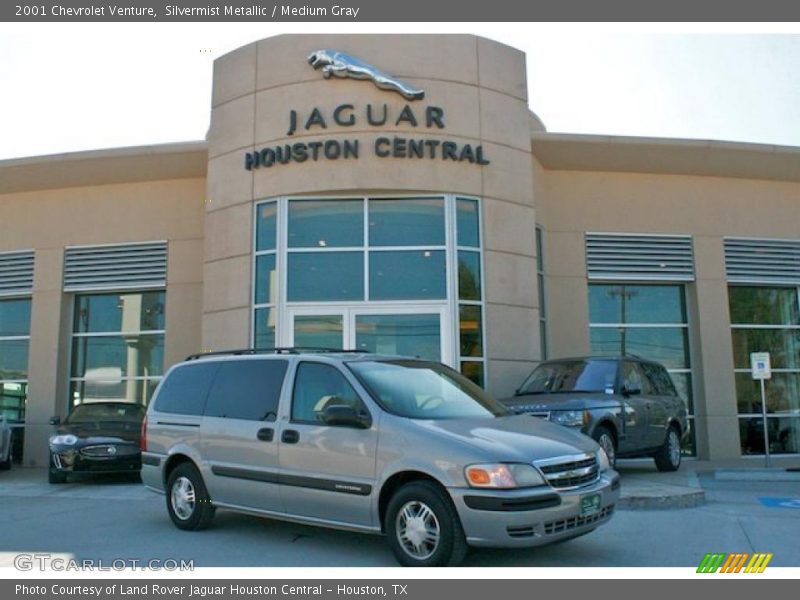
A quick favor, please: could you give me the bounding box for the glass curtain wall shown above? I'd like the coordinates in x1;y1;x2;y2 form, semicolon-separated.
588;284;695;454
0;298;31;462
729;286;800;455
253;195;487;386
70;291;165;406
536;227;547;360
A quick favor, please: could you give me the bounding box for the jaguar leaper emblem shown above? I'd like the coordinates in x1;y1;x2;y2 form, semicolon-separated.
307;49;425;101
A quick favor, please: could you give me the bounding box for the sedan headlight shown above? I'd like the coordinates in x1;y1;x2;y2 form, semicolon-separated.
49;434;78;446
549;410;588;427
596;448;611;472
465;463;545;488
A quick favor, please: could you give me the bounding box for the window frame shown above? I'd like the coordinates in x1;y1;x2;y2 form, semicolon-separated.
252;194;488;387
0;295;32;424
729;283;800;456
289;360;371;426
68;289;166;409
588;282;696;455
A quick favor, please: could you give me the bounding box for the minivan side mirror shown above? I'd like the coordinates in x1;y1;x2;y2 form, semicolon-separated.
49;416;61;426
322;405;371;429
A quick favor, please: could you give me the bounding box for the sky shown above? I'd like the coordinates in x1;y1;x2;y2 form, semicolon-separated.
0;23;799;161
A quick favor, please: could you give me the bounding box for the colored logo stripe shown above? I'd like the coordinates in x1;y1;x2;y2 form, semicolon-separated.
697;552;772;573
744;553;773;573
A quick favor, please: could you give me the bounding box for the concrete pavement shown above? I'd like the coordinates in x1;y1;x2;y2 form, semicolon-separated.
1;461;799;567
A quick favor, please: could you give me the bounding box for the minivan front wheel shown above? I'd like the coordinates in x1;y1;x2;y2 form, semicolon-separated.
385;481;467;567
166;463;215;530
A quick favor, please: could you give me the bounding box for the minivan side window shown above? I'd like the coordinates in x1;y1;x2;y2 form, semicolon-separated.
153;363;220;415
204;359;288;421
291;362;365;424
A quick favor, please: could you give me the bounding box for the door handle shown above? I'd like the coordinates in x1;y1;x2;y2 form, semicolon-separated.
281;429;300;444
257;427;274;442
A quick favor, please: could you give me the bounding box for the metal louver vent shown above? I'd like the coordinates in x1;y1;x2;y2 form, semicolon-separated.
0;250;34;296
725;238;800;284
64;242;167;292
586;233;695;281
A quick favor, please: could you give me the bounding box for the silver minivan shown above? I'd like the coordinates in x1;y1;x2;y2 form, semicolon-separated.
141;350;620;566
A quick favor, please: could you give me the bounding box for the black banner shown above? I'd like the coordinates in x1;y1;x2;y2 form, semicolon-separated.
3;580;797;600
4;0;800;21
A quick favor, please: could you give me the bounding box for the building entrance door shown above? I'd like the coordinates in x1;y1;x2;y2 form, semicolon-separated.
287;306;450;363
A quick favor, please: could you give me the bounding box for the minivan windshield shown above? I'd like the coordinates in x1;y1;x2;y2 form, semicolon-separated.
516;360;617;395
347;360;509;419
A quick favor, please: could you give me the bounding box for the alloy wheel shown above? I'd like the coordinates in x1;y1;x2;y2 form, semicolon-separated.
170;476;196;520
395;500;441;560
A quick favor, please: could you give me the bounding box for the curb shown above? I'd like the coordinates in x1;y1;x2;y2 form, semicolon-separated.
618;488;706;510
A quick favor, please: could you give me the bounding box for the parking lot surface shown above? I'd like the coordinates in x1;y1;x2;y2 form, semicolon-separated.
1;463;799;568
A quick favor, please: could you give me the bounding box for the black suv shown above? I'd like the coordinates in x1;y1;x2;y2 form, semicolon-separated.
501;357;688;471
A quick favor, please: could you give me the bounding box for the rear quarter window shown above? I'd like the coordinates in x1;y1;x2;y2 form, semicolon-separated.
642;363;678;397
204;359;288;421
153;362;220;415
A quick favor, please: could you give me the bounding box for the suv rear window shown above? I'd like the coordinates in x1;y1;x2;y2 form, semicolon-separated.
205;359;288;421
153;363;220;415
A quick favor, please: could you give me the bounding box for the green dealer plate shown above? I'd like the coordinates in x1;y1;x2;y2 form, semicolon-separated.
580;493;602;516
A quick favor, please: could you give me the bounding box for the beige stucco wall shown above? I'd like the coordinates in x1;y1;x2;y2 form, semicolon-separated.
0;178;205;466
204;34;540;396
536;168;800;459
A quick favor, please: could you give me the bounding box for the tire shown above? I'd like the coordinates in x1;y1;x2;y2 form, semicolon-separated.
385;481;468;567
592;425;617;469
166;463;215;530
48;468;67;484
654;426;682;472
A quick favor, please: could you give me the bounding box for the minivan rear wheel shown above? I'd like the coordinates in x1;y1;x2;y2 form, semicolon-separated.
166;463;215;530
385;481;467;567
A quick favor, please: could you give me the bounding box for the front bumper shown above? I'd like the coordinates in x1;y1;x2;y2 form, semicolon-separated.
450;471;620;548
50;445;141;474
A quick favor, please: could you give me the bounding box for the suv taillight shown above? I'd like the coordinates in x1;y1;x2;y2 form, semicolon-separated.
140;414;147;452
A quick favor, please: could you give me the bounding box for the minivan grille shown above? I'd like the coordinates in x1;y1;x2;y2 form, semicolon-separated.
544;505;614;535
535;454;599;489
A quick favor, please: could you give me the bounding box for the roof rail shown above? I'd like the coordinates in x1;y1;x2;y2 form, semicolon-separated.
184;347;369;361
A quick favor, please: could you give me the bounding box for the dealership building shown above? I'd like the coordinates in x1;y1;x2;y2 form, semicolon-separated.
1;34;799;467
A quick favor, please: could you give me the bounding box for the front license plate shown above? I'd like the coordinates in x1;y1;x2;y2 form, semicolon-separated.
580;493;602;516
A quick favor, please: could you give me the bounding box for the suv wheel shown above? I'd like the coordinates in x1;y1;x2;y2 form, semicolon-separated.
166;463;215;530
654;426;682;472
385;481;468;567
592;426;617;469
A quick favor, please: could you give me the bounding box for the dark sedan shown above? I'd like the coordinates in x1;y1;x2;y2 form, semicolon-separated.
48;402;145;484
501;357;689;471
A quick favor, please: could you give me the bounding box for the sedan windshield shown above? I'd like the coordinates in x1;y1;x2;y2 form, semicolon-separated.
67;403;145;423
517;360;617;395
348;360;508;419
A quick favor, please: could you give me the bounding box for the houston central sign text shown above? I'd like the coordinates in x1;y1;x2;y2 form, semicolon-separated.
244;103;490;170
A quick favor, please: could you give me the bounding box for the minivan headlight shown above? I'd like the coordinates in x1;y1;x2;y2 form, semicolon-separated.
465;463;545;488
49;434;78;446
596;448;611;472
549;410;587;427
